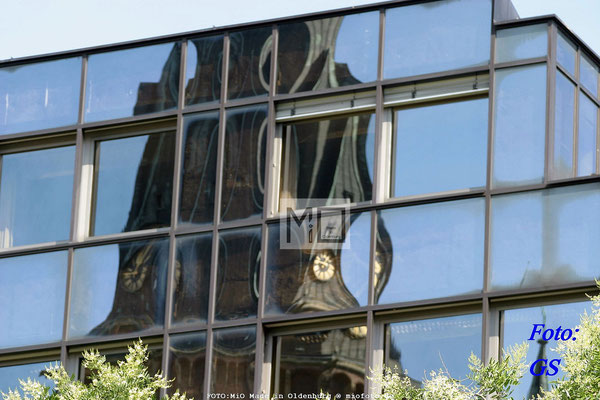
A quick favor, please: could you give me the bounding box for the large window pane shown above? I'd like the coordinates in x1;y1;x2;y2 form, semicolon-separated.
92;132;175;236
0;251;67;349
493;64;546;187
386;314;481;383
552;70;575;180
78;347;162;383
0;146;74;248
0;361;57;394
185;35;223;106
273;326;367;397
578;91;598;177
496;24;547;64
85;43;181;122
377;198;484;304
393;97;488;197
278;11;378;94
221;104;267;221
168;332;206;398
384;0;491;79
171;233;212;328
69;238;169;338
227;27;271;99
211;326;255;396
580;54;599;98
490;183;600;291
179;111;219;226
0;58;81;135
557;32;576;76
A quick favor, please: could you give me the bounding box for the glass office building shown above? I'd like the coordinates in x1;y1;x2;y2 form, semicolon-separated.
0;0;599;398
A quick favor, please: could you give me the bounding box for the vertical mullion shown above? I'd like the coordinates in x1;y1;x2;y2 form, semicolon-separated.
61;247;75;367
77;55;88;125
545;22;556;184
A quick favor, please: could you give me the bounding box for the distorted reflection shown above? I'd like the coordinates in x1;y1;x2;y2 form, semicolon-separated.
552;71;575;180
274;326;367;397
185;35;223;105
228;27;272;99
169;332;206;398
0;361;57;394
211;326;256;396
556;32;576;76
578;91;598;176
580;54;599;98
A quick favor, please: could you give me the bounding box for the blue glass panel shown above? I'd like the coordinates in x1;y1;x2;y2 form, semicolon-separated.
552;70;575;180
557;32;576;76
495;24;547;63
580;54;599;98
0;361;57;394
578;91;598;177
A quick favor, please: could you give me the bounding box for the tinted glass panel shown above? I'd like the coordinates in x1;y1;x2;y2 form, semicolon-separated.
265;212;371;316
93;132;175;236
493;64;546;187
168;332;206;398
580;54;599;98
280;113;374;210
386;314;481;383
495;24;547;63
69;238;169;338
490;183;600;291
211;326;255;396
578;91;598;177
0;251;67;349
171;233;212;327
552;70;575;180
274;326;367;397
85;43;180;122
228;27;271;99
179;111;219;225
557;32;576;76
0;361;57;394
394;98;488;197
0;58;81;135
0;146;74;248
278;11;378;94
503;302;591;399
377;198;484;304
185;35;223;105
216;227;261;321
384;0;491;79
222;104;267;221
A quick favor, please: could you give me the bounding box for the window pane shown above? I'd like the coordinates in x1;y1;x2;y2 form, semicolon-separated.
79;347;162;383
578;91;598;177
278;11;378;94
69;238;169;338
384;0;491;79
394;98;488;197
386;314;481;383
211;326;255;396
580;54;599;98
227;27;271;99
0;361;57;394
552;70;575;180
93;132;175;236
179;111;219;225
274;326;367;397
0;251;67;349
171;233;212;327
0;146;74;248
495;24;547;63
557;31;576;75
0;58;81;134
265;212;371;316
503;302;591;399
168;332;206;398
216;227;261;321
280;113;374;210
490;183;600;290
222;104;267;221
185;35;223;105
493;64;546;187
377;198;484;304
85;43;180;122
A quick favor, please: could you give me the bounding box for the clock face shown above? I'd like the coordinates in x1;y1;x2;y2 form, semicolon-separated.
312;252;335;281
121;245;152;293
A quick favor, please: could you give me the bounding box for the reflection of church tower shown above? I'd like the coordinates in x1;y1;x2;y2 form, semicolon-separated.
528;308;549;399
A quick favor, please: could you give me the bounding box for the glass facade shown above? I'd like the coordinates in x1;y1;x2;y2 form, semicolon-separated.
1;2;599;399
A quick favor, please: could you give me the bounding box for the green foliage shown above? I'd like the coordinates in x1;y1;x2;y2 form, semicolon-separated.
1;340;190;400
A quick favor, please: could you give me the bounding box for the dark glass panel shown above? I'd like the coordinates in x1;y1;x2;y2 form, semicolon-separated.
386;314;481;383
0;146;74;248
211;326;255;396
557;32;577;76
265;212;371;316
178;111;219;225
377;198;484;304
0;251;67;349
0;57;81;135
394;97;488;197
85;43;180;122
384;0;490;79
0;361;57;394
215;227;261;321
274;326;367;397
277;11;378;94
171;233;212;327
227;27;272;99
168;332;206;398
580;54;599;98
578;91;598;176
185;35;223;105
495;24;547;63
552;70;575;180
280;113;374;210
69;238;169;338
221;104;267;221
490;183;600;291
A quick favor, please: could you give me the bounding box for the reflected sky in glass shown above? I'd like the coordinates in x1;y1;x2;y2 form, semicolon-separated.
0;361;57;394
557;32;577;76
185;35;223;105
552;70;575;180
578;91;597;176
580;54;599;98
495;24;547;64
